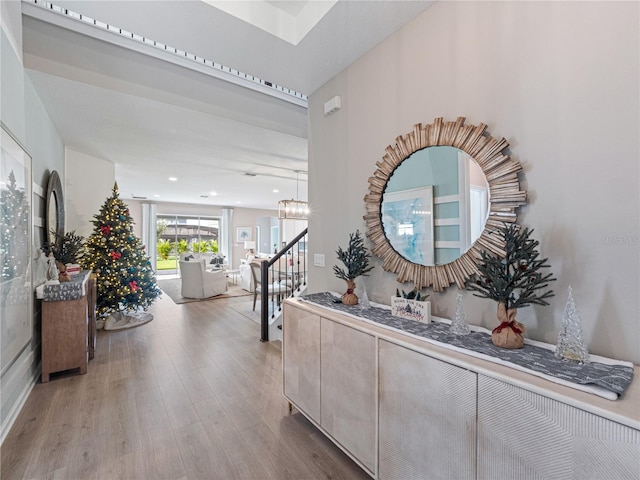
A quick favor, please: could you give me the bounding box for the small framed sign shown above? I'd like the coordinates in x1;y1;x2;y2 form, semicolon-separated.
391;297;431;324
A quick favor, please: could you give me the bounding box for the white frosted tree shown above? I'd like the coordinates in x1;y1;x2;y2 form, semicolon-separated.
555;286;590;363
450;293;470;335
359;284;371;309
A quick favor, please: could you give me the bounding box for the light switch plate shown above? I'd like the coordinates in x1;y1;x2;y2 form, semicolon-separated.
314;253;325;267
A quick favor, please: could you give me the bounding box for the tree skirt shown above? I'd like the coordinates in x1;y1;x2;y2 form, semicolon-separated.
97;311;154;330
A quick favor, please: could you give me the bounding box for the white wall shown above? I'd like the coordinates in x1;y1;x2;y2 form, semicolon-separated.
65;148;115;239
281;219;307;245
308;1;639;364
1;6;66;442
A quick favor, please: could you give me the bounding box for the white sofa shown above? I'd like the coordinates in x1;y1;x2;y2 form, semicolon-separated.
180;252;227;268
179;260;227;299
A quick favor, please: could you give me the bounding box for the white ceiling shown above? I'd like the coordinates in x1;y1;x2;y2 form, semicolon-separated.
21;0;434;209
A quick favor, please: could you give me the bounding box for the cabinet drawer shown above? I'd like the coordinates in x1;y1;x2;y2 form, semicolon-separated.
379;340;477;480
478;375;640;480
321;318;377;474
282;305;321;422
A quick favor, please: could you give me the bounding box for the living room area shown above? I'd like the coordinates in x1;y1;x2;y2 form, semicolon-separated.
3;0;638;478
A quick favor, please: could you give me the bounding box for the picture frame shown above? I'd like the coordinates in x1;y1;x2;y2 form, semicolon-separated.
382;186;434;266
391;297;431;324
236;226;252;243
1;122;33;375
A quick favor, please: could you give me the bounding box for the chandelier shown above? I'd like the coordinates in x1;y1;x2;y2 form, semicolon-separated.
278;171;309;219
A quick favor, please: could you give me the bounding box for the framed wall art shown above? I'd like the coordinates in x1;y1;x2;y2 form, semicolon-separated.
236;226;252;243
1;123;32;374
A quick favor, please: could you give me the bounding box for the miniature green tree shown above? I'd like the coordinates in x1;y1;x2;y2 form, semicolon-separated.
333;230;374;305
395;287;429;301
467;223;556;309
43;230;86;265
333;229;374;282
467;223;556;349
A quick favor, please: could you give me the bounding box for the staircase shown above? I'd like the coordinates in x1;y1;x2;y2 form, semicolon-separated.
259;228;308;342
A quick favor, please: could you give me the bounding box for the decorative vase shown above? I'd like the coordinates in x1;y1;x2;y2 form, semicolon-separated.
491;302;526;349
342;279;359;305
46;253;59;281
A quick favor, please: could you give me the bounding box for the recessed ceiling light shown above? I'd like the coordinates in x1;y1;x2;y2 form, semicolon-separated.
168;177;178;182
209;191;217;196
154;194;160;198
272;189;279;193
236;201;242;204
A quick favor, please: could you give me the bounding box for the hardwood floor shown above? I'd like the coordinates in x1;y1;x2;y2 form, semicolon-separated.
1;294;370;480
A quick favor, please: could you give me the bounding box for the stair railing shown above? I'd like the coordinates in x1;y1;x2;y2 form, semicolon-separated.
260;228;308;342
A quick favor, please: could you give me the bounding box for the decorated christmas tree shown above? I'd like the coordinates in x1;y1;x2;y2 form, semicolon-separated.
81;183;160;316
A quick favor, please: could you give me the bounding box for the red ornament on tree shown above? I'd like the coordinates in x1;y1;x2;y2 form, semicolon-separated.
110;251;122;260
100;225;111;236
129;280;139;292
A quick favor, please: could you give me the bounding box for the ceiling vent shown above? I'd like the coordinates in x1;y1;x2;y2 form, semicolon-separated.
132;195;147;199
244;173;257;177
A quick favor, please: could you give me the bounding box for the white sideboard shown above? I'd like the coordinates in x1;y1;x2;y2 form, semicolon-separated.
282;297;640;480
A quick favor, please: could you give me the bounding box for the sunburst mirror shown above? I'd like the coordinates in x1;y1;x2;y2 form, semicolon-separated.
364;117;527;292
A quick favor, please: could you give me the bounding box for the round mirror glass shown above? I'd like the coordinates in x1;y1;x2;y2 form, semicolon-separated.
45;170;64;251
47;191;58;244
381;146;490;266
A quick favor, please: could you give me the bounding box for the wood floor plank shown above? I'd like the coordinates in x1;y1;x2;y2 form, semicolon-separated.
24;423;81;477
195;396;274;480
1;294;368;480
177;369;216;405
95;451;148;480
142;431;187;480
99;378;144;459
0;384;54;479
174;421;239;480
239;421;314;480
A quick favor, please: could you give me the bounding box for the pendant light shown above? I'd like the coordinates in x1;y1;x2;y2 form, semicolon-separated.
278;170;309;219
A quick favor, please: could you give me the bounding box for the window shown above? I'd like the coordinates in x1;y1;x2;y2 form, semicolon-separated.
156;214;221;275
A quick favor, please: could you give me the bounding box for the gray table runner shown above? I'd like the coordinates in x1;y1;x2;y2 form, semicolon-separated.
43;270;91;302
300;292;634;397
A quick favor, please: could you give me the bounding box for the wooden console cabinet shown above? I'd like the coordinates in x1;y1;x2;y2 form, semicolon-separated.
283;297;640;480
41;275;95;382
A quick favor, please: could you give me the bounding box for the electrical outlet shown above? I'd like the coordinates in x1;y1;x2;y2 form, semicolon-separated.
313;253;325;267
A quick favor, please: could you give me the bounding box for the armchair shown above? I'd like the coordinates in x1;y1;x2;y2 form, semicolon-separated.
179;260;227;299
239;262;254;292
